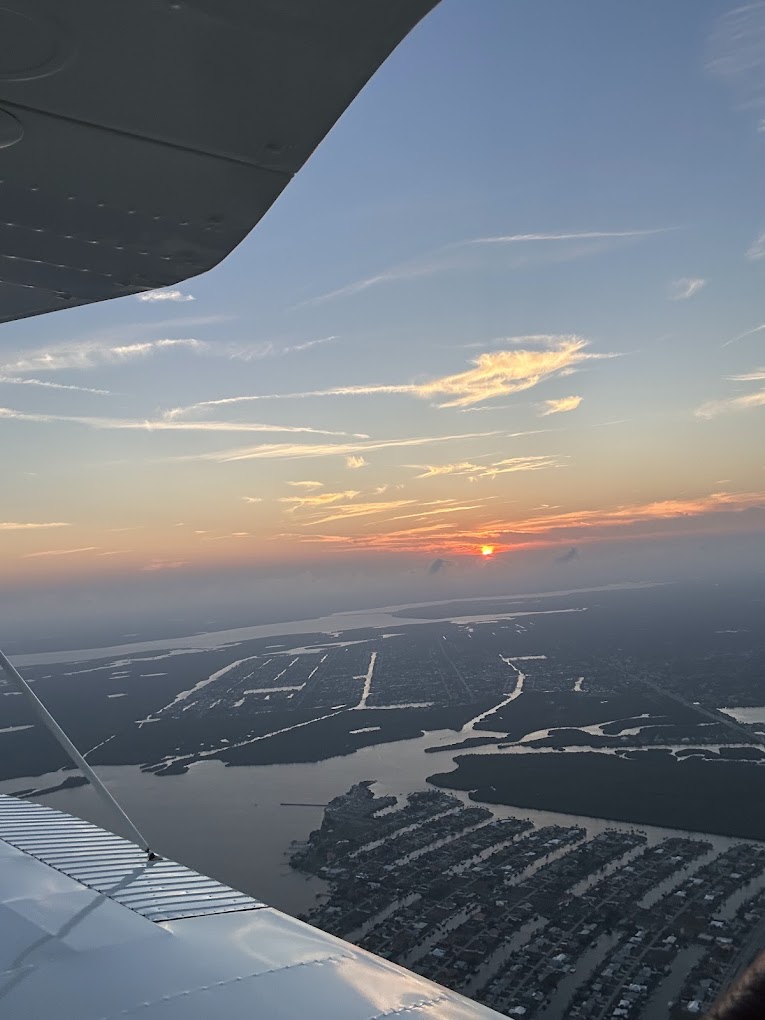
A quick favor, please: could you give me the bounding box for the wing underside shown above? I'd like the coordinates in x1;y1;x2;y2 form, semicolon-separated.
0;0;438;323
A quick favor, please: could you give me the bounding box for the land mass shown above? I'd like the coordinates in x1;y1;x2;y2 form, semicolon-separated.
428;750;765;841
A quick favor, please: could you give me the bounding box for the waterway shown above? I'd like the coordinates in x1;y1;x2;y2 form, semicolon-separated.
0;724;748;919
538;933;621;1020
641;945;705;1020
721;707;765;725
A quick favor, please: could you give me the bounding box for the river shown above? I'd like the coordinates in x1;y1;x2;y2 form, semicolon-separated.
0;724;747;919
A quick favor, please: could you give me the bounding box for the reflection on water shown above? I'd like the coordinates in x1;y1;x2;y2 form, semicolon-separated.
0;728;747;918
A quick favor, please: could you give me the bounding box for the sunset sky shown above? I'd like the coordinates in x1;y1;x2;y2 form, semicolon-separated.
1;0;764;634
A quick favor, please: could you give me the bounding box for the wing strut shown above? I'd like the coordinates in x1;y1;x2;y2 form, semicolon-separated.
0;648;156;858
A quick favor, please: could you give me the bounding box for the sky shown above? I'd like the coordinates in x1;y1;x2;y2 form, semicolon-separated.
1;0;764;641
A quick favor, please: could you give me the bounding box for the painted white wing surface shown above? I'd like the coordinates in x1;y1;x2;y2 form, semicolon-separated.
0;795;503;1020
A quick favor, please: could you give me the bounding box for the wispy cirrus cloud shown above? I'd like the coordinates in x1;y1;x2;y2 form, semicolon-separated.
721;323;765;347
241;497;263;504
696;368;765;418
484;456;566;478
696;391;765;418
136;289;195;303
412;454;564;479
166;337;612;415
304;500;416;526
468;228;669;246
294;260;455;306
174;431;500;464
747;231;765;259
279;490;361;511
0;521;70;531
346;455;367;469
229;336;338;361
23;546;99;559
539;395;583;416
279;521;460;552
503;491;764;533
2;330;336;378
730;369;765;382
299;229;670;306
0;407;361;438
412;461;485;479
669;277;706;300
368;502;486;526
287;480;324;490
0;375;111;395
708;3;765;133
1;338;205;374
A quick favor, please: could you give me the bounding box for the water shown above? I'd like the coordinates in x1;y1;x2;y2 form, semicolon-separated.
640;945;705;1020
462;660;524;733
721;707;765;725
539;933;621;1020
0;726;747;918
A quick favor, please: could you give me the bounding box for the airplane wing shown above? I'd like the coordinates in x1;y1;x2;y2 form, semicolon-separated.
0;0;437;322
0;793;500;1019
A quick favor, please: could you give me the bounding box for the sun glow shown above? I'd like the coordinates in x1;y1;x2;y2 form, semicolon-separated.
481;545;495;557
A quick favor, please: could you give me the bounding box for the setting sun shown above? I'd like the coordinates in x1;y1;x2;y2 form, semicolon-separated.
481;545;495;557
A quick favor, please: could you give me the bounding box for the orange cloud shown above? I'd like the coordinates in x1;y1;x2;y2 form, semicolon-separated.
279;490;361;510
497;491;765;535
306;500;416;526
0;521;70;531
412;462;485;479
416;340;602;408
539;395;582;416
166;337;612;415
181;432;499;463
276;490;764;557
23;547;98;559
412;455;564;480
